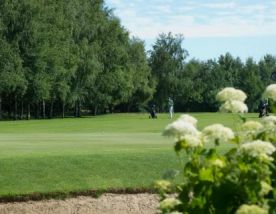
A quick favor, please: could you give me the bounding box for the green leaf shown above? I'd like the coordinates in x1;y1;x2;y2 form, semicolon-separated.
238;162;249;173
206;148;218;159
199;168;214;182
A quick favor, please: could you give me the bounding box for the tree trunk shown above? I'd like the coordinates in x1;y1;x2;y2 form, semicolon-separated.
20;101;24;120
127;104;132;112
62;102;65;118
94;105;98;116
42;100;46;119
8;98;12;118
49;100;54;119
36;103;40;119
27;103;31;120
74;101;81;117
14;96;18;120
78;102;81;117
75;101;78;117
109;105;114;113
0;96;2;120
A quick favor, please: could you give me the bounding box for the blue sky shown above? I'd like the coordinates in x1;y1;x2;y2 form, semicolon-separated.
105;0;276;61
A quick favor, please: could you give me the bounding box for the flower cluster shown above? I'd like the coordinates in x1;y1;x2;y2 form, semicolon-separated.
202;123;234;145
263;84;276;101
163;114;200;142
179;134;203;148
260;181;272;196
262;115;276;127
154;180;171;192
158;86;276;214
159;197;181;211
209;158;225;168
163;115;202;153
241;121;263;132
216;87;247;102
240;140;275;160
240;121;264;139
178;114;198;127
219;100;248;113
216;87;248;113
236;204;268;214
163;120;198;139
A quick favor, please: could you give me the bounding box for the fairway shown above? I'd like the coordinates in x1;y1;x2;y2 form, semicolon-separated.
0;113;258;197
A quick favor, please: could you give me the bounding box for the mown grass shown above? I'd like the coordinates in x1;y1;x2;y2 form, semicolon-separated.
0;113;259;197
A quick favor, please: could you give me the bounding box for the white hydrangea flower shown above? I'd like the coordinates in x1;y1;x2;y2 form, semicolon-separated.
263;84;276;101
180;134;203;148
178;114;197;127
163;120;199;139
241;121;263;133
259;153;274;162
202;124;234;144
210;159;225;168
259;181;272;196
216;87;247;102
262;115;276;127
159;197;181;210
219;100;248;113
240;140;276;159
236;204;268;214
154;180;171;191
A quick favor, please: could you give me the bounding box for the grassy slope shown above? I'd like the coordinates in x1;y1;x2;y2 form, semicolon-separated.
0;113;259;196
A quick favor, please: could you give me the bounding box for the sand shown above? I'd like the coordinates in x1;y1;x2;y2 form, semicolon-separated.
0;194;159;214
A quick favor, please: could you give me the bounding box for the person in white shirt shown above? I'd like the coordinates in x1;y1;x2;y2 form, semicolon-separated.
168;97;174;119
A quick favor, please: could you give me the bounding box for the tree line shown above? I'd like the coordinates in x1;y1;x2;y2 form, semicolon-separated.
150;33;276;113
0;0;154;119
0;0;275;120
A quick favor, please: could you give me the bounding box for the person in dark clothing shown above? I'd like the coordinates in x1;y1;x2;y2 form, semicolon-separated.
149;104;157;119
265;99;269;116
259;100;265;118
259;99;269;118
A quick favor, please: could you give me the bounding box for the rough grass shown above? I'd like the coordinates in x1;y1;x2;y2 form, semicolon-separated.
0;113;259;198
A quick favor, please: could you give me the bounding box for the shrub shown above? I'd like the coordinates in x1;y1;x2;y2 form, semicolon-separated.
157;86;276;214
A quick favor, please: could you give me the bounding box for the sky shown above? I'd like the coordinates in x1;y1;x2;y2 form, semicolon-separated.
104;0;276;61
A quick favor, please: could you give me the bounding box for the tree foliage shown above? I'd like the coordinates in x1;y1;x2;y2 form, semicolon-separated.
149;33;276;113
0;1;275;119
0;0;153;119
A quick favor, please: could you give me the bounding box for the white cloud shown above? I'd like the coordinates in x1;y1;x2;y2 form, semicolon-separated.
238;4;267;14
155;5;172;13
203;2;237;9
131;19;276;39
105;0;276;39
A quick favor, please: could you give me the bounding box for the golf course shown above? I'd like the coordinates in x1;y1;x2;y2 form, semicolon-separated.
0;113;258;198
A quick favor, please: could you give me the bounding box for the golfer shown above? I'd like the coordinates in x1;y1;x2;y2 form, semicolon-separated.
168;97;174;119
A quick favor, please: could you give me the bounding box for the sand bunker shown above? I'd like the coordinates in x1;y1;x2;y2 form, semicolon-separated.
0;193;159;214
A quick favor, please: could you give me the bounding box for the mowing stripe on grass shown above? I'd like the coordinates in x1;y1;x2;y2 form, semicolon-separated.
0;113;259;199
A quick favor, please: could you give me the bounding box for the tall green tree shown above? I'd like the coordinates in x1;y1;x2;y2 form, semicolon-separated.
238;58;263;111
122;38;155;111
68;0;104;117
259;55;276;86
217;53;243;87
0;0;28;119
149;32;188;111
90;14;134;113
